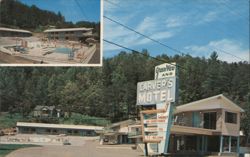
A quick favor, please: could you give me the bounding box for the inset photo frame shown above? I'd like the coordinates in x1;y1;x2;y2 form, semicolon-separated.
0;0;103;66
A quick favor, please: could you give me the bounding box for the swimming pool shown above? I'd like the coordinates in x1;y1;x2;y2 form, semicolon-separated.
55;47;72;54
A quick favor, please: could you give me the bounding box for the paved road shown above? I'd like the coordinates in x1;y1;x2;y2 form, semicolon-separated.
6;140;143;157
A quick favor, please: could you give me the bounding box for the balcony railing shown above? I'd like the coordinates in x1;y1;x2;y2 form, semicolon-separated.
128;131;142;138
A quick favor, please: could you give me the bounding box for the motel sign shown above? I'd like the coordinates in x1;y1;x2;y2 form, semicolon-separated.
137;62;178;155
155;63;177;79
136;77;176;105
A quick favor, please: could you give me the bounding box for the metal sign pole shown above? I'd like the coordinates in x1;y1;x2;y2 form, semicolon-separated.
137;62;178;156
163;102;174;154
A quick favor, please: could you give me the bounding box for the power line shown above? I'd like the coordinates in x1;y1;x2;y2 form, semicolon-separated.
218;0;249;23
104;15;247;62
166;0;249;39
103;39;188;71
187;1;249;39
103;0;249;61
104;15;184;55
74;0;89;21
104;0;121;8
214;47;247;62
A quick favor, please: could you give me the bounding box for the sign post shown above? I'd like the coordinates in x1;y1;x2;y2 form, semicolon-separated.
137;62;178;155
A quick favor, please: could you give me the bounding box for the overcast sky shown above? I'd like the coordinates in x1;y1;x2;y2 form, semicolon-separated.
103;0;249;63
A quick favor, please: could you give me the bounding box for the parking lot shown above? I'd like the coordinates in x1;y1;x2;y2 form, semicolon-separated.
5;141;142;157
0;134;142;157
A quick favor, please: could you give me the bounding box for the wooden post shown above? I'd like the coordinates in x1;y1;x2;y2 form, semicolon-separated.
236;136;240;155
144;142;148;156
140;112;145;142
229;136;231;153
201;136;204;153
205;136;207;152
196;136;200;152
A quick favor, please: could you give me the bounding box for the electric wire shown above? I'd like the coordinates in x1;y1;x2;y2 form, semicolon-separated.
104;15;183;56
104;15;248;62
104;0;121;8
74;0;89;21
218;0;249;23
104;39;188;71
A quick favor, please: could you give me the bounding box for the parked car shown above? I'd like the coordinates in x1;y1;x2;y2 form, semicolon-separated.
63;139;71;145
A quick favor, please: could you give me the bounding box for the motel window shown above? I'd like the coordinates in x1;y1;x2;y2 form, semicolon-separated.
203;112;217;129
225;112;237;124
31;128;36;133
67;130;72;134
23;127;29;132
52;129;58;134
86;130;92;136
73;130;79;135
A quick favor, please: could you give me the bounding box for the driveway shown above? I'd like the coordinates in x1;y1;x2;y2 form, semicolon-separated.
6;140;142;157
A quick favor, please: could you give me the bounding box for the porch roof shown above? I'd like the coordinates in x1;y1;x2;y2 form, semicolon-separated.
175;94;244;114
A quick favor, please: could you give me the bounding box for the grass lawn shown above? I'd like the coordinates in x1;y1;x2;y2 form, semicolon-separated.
0;112;110;129
60;113;111;126
0;144;39;157
0;113;27;129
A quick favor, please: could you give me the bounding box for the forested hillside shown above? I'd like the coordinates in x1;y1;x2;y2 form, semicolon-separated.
0;51;249;133
0;0;100;34
0;0;64;29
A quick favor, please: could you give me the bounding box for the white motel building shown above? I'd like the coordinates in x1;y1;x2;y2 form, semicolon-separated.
43;27;93;41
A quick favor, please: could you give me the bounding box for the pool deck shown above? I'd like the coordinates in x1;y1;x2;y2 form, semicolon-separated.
0;37;99;64
0;51;39;64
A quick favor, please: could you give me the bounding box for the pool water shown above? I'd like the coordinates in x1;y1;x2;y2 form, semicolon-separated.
55;47;72;54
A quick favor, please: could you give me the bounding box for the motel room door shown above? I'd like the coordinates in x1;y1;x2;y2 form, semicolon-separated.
203;112;217;129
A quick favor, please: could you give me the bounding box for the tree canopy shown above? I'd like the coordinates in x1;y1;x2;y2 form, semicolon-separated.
0;51;249;127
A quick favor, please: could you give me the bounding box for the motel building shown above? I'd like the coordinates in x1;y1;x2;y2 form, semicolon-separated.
128;94;245;156
0;27;32;37
16;122;103;137
43;27;93;41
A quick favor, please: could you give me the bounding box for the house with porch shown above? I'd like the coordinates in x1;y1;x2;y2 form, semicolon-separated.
129;94;244;156
33;105;59;118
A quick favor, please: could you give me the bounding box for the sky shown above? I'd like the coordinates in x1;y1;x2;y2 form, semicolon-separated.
19;0;100;23
103;0;250;63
